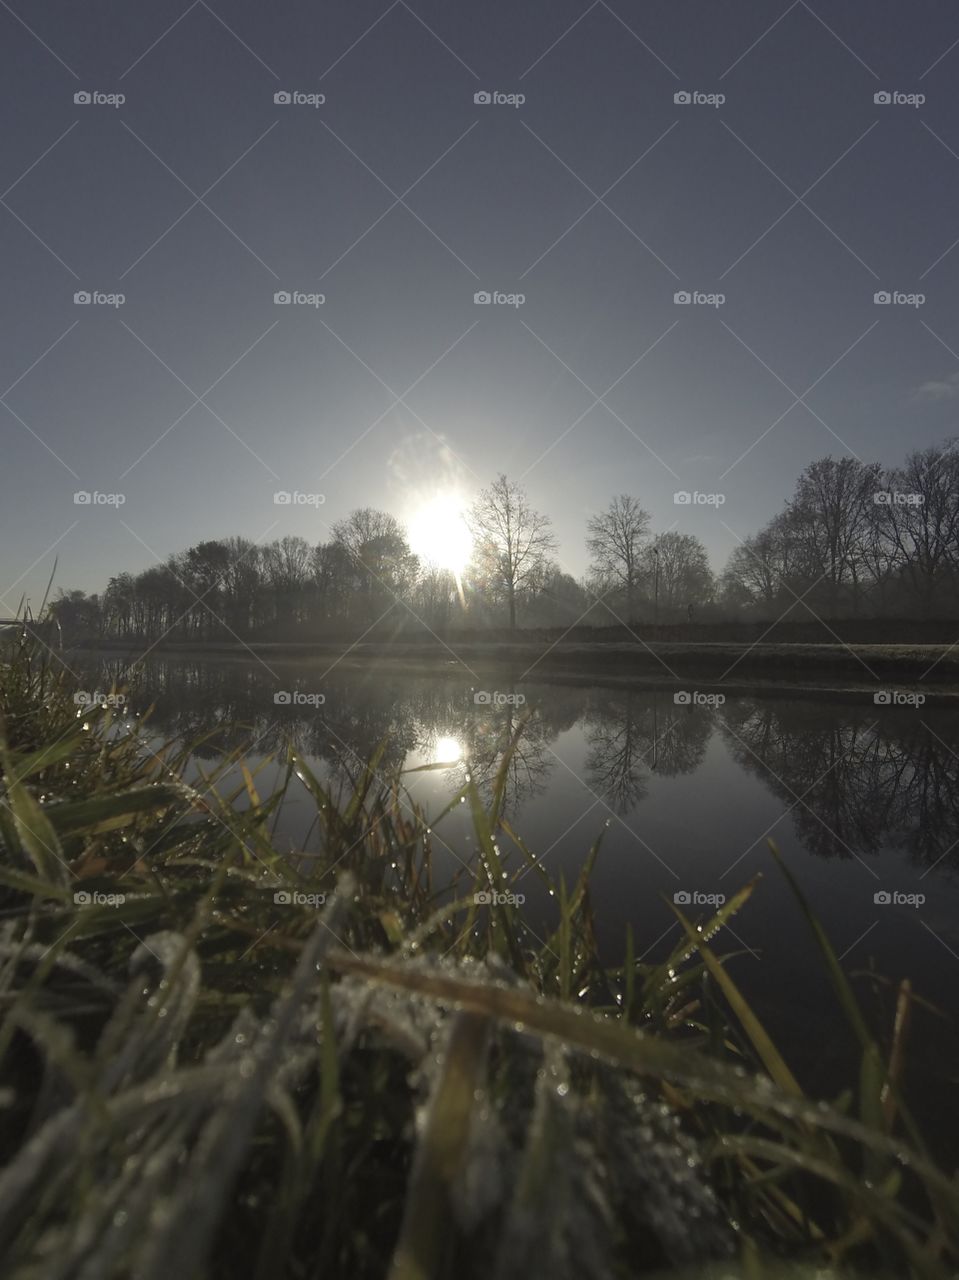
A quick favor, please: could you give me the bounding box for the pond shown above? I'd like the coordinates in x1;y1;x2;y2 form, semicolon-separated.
77;651;959;1133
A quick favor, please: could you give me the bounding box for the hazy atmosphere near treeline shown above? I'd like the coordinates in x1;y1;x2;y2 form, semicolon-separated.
4;6;959;1280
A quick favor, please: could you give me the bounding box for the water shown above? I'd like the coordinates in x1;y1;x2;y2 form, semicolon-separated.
80;652;959;1119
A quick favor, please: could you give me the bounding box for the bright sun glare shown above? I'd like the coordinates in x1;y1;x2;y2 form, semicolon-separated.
433;735;463;765
406;493;472;576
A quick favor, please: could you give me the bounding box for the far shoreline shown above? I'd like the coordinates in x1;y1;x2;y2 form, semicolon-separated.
69;637;959;705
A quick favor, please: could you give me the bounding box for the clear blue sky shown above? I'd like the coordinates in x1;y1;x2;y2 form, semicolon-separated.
3;0;959;607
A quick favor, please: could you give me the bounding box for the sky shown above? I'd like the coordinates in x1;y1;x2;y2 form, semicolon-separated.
3;0;959;608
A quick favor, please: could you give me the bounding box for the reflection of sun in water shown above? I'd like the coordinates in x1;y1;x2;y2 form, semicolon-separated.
407;493;473;577
433;735;463;764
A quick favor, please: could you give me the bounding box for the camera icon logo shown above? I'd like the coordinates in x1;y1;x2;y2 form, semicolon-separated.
673;491;692;505
873;690;891;705
673;290;691;304
274;290;291;304
874;890;891;904
473;290;491;305
874;91;891;105
474;890;492;904
274;691;292;704
274;890;292;904
73;691;91;705
74;91;91;105
274;90;292;105
874;290;891;305
273;491;292;504
673;691;691;705
474;91;491;105
74;291;91;304
674;91;691;105
673;890;691;904
74;891;92;905
473;690;492;704
73;491;92;504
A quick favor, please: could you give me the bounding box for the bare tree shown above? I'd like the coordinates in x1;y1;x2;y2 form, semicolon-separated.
641;532;712;614
586;494;650;623
787;457;881;615
720;516;796;615
879;442;959;615
721;459;885;619
468;475;557;630
262;536;313;627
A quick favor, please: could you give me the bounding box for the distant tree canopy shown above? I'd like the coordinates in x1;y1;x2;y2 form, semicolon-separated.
51;443;959;642
720;442;959;619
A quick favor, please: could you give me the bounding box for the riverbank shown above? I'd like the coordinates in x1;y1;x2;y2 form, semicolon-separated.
76;637;959;703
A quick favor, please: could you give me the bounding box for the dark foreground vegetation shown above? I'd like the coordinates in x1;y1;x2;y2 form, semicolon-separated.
0;640;956;1278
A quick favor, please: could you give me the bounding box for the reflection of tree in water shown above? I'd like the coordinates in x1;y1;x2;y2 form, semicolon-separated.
91;658;577;812
91;659;420;779
420;685;585;815
720;700;959;870
463;704;552;813
88;659;278;762
301;670;422;782
582;691;714;813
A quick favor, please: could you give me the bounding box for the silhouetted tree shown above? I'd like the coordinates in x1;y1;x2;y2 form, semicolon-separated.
468;475;557;630
586;495;651;623
641;532;713;614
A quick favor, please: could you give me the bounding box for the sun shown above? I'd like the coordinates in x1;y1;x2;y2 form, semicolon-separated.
406;493;473;576
433;734;463;765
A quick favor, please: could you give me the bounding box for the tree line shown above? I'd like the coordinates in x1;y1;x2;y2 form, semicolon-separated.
51;441;959;641
721;444;959;619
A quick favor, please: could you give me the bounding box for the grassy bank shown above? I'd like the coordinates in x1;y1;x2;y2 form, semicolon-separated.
0;641;956;1278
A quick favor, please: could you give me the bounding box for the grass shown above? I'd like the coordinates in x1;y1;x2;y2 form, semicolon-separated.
0;635;956;1278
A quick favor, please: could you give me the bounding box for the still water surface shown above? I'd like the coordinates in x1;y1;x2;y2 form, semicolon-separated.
84;653;959;1109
